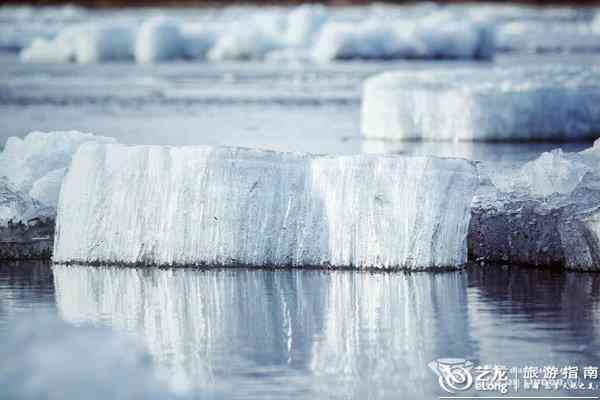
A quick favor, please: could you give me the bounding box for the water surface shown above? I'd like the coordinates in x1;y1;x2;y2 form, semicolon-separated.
2;262;599;399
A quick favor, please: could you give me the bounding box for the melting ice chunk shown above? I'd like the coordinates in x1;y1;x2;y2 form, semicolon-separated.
0;177;52;225
470;143;600;270
53;144;478;269
0;131;116;208
362;65;600;142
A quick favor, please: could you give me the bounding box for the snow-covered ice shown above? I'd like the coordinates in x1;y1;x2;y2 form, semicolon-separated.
362;65;600;142
0;131;116;211
470;141;600;270
53;144;478;269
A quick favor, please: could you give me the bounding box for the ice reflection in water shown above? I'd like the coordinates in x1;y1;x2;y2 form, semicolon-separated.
52;266;471;398
47;264;600;399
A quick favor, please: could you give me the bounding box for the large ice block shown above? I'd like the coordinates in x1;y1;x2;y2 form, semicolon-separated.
362;66;600;142
53;144;478;269
469;143;600;271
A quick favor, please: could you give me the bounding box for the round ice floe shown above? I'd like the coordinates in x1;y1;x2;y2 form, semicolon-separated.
135;17;183;63
362;65;600;142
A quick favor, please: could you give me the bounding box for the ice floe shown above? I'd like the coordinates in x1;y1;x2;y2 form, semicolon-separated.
52;144;478;269
362;65;600;142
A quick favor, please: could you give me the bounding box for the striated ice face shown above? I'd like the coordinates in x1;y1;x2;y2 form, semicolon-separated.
470;142;600;270
53;144;478;269
362;65;600;142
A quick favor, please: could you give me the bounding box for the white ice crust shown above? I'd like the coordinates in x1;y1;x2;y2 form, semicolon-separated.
362;65;600;142
53;144;478;269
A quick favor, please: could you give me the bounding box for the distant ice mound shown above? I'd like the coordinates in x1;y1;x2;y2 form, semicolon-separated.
470;141;600;271
21;24;134;64
0;131;116;211
20;6;495;64
362;65;600;142
312;13;494;62
135;17;182;63
53;144;478;269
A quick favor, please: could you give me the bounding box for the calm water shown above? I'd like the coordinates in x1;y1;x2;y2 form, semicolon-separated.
2;261;600;399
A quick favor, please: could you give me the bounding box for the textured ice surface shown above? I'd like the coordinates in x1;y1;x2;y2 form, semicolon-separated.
362;65;600;142
53;144;478;269
0;177;52;225
0;131;116;208
470;141;600;270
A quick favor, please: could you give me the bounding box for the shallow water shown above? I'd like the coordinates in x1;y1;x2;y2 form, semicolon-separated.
2;261;600;399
